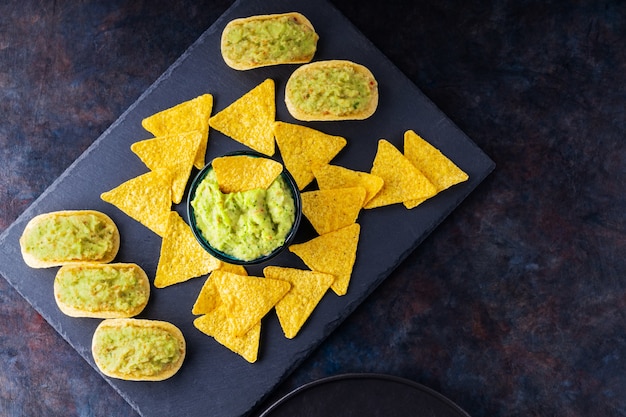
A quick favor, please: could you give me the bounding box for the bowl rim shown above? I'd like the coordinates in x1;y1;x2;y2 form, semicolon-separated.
186;150;302;265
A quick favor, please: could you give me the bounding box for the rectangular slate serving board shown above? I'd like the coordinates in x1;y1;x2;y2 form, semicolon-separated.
0;0;495;416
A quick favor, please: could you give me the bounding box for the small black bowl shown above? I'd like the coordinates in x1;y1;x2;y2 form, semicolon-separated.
187;151;301;265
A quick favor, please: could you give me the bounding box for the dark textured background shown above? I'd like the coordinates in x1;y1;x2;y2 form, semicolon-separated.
1;1;624;416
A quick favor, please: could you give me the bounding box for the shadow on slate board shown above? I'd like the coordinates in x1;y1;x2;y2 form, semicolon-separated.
0;0;495;416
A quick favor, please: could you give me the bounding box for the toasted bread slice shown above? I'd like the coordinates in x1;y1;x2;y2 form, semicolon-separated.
92;319;186;381
20;210;120;268
221;12;318;70
285;60;378;121
54;263;150;319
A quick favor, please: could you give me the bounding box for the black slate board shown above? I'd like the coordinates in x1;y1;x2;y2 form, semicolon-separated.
0;0;495;416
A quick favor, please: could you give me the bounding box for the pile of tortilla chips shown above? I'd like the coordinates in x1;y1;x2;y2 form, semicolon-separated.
99;77;469;364
100;93;225;291
191;267;335;362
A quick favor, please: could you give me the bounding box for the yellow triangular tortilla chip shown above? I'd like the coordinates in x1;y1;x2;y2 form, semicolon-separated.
154;211;221;288
194;308;261;363
131;131;202;204
301;187;365;235
313;164;384;207
211;270;290;336
289;223;360;296
100;168;172;237
273;121;347;190
191;264;248;315
209;79;275;155
212;155;282;193
403;130;469;208
192;275;221;316
263;266;334;339
141;94;213;169
364;139;437;209
216;262;248;276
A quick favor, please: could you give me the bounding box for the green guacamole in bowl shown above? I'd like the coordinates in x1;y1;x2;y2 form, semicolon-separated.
187;152;301;265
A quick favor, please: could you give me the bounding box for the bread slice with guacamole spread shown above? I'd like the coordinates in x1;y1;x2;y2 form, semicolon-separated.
92;318;186;381
54;263;150;319
19;210;120;268
221;12;318;70
285;60;379;121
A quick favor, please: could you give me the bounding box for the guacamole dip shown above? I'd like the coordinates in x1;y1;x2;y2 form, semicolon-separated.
287;64;374;117
191;169;296;261
222;14;318;68
22;212;116;262
55;264;149;315
92;324;182;378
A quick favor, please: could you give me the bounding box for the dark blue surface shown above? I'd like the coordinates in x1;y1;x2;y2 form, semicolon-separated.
1;1;625;417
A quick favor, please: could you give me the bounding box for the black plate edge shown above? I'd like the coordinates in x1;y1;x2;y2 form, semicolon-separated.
258;372;472;417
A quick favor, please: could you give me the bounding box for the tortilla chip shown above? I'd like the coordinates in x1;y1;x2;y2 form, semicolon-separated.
313;164;384;207
194;309;261;363
141;94;213;169
273;121;347;190
100;168;172;237
211;270;290;336
289;223;360;296
209;79;275;156
364;139;437;209
301;187;366;235
263;266;334;339
131;131;202;204
403;130;469;208
192;275;221;315
216;262;248;276
212;155;283;193
154;211;221;288
192;263;248;315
